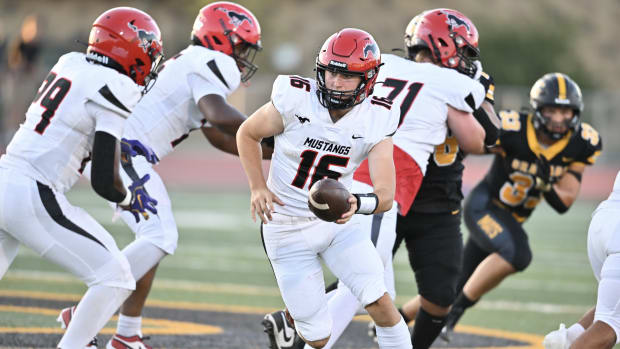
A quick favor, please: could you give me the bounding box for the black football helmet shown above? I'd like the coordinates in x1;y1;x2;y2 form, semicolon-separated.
529;72;583;140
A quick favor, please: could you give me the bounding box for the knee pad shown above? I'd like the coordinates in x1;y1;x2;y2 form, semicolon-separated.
293;308;332;342
93;253;136;290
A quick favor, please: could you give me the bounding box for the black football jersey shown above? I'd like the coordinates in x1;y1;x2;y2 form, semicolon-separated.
483;110;602;221
411;72;496;214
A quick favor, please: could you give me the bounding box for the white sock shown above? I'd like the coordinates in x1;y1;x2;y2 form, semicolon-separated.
117;314;143;337
122;238;166;280
306;287;361;349
567;323;585;343
376;317;412;349
58;285;131;349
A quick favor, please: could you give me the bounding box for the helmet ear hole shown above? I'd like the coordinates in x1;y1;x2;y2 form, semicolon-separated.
212;36;223;45
438;38;449;47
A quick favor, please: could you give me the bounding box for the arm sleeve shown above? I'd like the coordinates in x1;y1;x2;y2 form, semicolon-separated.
91;131;126;203
86;101;126;140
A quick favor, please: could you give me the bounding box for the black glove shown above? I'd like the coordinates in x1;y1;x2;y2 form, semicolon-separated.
534;156;552;192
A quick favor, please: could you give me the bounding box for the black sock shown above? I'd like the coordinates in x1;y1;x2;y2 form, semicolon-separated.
398;307;412;324
411;307;446;349
446;292;477;329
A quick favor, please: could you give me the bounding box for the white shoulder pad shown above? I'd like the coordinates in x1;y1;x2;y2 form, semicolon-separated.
438;68;485;113
87;74;141;119
191;48;240;95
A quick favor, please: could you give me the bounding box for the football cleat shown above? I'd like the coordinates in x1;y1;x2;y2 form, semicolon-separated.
262;310;298;349
56;306;98;348
439;325;453;343
106;333;152;349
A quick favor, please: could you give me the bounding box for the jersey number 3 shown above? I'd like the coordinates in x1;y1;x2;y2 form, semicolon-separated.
32;72;72;134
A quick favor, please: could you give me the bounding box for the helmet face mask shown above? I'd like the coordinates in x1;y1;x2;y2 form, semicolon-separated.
530;72;583;140
192;2;262;82
404;9;479;77
315;28;381;110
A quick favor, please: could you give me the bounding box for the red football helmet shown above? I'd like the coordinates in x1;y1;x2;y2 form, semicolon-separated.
404;9;479;77
87;7;164;90
316;28;381;110
191;1;262;82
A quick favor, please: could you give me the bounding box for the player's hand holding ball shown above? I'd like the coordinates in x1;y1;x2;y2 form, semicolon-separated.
308;178;356;224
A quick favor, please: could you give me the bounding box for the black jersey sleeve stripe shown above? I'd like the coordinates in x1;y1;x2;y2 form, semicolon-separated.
465;93;476;111
207;59;230;89
37;181;108;250
98;85;130;114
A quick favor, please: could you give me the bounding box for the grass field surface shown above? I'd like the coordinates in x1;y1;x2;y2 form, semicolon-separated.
0;185;604;347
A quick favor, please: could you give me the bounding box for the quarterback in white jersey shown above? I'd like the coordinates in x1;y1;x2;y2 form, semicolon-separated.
71;3;264;347
543;171;620;349
238;29;412;349
0;8;163;349
326;10;499;349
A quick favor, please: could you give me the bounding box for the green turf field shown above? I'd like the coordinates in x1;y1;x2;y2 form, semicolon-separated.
0;186;602;340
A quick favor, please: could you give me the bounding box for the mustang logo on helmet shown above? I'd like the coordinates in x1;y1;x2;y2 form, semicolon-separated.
215;7;253;28
444;13;471;32
363;42;378;59
127;21;159;53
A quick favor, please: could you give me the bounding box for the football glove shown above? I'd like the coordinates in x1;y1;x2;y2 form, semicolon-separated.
121;174;158;223
543;323;570;349
121;138;159;164
534;156;552;192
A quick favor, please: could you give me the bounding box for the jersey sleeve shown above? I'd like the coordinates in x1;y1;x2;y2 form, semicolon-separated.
271;75;305;129
87;100;125;139
478;71;496;105
442;69;486;113
496;110;524;147
189;53;240;103
575;122;603;165
86;74;141;119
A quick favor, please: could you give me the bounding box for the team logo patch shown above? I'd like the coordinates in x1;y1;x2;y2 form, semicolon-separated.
363;42;378;59
215;7;253;27
127;21;158;53
443;12;471;33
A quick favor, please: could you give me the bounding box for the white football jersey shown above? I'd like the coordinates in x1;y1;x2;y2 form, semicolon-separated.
372;53;485;174
0;52;140;193
123;45;241;159
268;75;399;217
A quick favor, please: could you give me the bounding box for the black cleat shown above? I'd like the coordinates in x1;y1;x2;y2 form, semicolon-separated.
262;310;298;349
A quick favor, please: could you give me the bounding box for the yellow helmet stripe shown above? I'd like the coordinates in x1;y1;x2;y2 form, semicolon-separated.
555;73;567;100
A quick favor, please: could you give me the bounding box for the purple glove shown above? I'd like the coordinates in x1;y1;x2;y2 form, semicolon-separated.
121;138;159;164
126;174;158;223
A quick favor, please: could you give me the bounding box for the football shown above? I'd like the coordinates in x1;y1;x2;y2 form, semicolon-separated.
308;178;351;222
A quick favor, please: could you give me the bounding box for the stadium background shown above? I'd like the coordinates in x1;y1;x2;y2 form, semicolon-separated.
0;0;619;348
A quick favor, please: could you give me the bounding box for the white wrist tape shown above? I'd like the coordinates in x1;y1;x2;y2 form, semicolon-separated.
353;193;379;215
118;192;132;206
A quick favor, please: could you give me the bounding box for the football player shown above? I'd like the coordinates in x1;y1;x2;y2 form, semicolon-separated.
55;2;264;348
441;72;602;340
0;7;163;349
543;172;620;349
237;28;412;349
322;9;498;349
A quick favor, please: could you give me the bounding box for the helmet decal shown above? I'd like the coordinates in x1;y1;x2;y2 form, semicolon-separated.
127;21;159;53
443;11;471;33
215;6;253;27
363;42;378;59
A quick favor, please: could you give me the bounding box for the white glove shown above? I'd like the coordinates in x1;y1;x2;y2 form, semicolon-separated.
543;323;570;349
472;60;483;81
